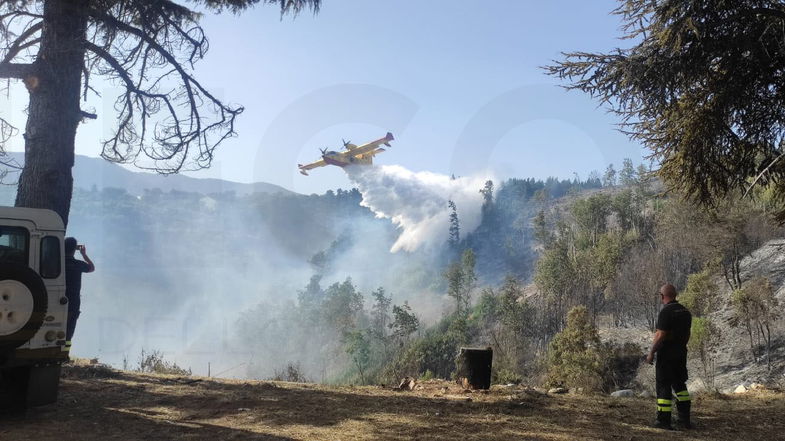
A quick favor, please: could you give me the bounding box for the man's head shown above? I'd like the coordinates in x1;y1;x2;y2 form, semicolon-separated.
659;283;677;304
65;237;77;257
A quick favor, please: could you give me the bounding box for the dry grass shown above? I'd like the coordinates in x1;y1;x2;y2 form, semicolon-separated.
1;363;784;440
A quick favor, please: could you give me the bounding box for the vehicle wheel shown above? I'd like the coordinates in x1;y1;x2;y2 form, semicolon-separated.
0;265;47;354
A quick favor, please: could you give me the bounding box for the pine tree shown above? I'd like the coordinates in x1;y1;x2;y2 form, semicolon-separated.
445;249;477;316
370;287;392;340
0;0;320;225
547;306;604;391
389;301;419;342
548;0;785;221
602;164;617;187
619;158;637;186
480;180;494;207
448;200;460;249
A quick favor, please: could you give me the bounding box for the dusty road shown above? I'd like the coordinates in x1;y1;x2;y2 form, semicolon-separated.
1;363;784;440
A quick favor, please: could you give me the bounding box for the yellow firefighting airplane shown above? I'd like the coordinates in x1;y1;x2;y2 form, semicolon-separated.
298;132;394;176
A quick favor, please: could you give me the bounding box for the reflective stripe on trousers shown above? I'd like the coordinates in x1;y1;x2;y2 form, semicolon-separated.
657;398;672;412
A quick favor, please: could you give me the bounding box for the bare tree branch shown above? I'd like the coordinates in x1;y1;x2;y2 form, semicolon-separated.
84;4;244;173
0;61;32;78
1;20;40;63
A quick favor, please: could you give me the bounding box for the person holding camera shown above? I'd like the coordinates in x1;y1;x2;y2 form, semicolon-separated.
64;237;95;355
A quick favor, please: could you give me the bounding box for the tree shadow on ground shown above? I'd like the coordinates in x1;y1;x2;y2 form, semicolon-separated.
2;369;785;441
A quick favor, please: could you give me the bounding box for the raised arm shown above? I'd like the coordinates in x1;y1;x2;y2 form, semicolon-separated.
78;245;95;273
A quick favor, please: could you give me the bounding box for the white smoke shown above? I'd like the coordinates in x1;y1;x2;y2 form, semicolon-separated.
346;165;492;253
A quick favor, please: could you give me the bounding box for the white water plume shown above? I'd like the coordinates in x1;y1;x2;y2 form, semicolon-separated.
347;165;492;253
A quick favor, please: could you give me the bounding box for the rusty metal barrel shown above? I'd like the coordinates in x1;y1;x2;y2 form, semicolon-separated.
456;347;493;390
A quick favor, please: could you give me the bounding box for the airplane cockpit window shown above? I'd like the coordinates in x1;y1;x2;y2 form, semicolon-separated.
0;226;29;266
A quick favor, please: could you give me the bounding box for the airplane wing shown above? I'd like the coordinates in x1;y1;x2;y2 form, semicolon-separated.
357;147;387;160
298;159;327;176
348;132;394;157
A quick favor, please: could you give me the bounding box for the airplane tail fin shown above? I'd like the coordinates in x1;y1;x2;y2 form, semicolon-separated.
384;132;394;146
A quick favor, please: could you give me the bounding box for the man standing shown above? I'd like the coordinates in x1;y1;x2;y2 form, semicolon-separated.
646;283;692;430
64;237;95;355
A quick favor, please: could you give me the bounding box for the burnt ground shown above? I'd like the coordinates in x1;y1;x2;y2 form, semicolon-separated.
1;363;784;441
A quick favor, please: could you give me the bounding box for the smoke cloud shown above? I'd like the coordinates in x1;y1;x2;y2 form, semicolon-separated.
346;165;492;252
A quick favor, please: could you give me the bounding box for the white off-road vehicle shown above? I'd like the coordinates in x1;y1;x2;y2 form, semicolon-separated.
0;206;68;411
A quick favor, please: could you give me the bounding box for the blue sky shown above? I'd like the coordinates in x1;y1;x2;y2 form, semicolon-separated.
6;0;643;195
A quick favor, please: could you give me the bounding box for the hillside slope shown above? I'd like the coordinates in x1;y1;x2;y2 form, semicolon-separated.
2;363;784;441
1;152;292;199
708;238;785;391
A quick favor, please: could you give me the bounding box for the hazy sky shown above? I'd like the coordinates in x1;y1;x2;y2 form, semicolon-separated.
5;0;643;195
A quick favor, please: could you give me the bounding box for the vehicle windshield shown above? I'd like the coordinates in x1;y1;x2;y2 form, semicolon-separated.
0;226;29;265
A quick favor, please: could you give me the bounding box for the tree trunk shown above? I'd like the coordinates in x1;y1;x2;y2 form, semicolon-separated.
763;321;772;371
745;320;756;362
14;0;89;227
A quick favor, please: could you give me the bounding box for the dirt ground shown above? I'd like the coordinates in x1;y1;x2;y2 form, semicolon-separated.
2;363;784;441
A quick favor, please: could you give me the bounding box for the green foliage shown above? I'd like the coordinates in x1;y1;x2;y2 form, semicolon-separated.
448;200;460;249
456;175;602;283
390;302;419;341
384;327;460;381
680;270;719;317
534;237;572;299
548;0;785;221
619;158;637;187
370;287;392;340
445;249;477;315
602;164;617;187
533;210;552;246
547;306;604;391
497;277;534;339
419;369;435;381
345;330;372;384
586;232;626;292
308;231;354;274
322;278;364;334
611;188;645;232
571;193;612;246
136;349;191;376
730;276;781;365
480;180;495;209
492;367;523;385
689;317;721;390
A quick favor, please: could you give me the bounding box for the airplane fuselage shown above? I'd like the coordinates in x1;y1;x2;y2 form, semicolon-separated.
322;152;373;167
298;132;393;176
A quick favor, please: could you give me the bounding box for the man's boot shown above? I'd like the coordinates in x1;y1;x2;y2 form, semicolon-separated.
675;400;692;429
653;411;673;430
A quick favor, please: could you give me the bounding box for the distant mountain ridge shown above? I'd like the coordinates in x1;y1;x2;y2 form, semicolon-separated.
2;152;293;196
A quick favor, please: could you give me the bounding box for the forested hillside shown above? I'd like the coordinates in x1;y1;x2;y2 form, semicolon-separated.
242;161;784;390
3;156;783;390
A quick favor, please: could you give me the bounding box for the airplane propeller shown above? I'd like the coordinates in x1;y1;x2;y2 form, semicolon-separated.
342;139;351;148
320;147;328;155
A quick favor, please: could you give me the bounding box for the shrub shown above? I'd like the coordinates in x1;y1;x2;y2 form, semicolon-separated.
546;306;604;392
136;349;191;376
270;362;310;383
680;270;718;317
688;317;720;390
492;367;523;385
419;369;435;381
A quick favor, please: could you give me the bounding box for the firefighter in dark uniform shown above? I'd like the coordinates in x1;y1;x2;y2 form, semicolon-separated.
646;284;692;430
64;237;95;355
